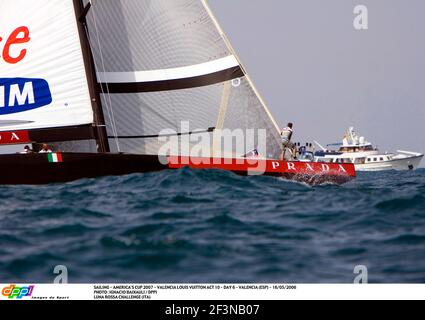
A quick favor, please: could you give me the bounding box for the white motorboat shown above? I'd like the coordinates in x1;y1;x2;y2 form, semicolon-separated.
313;127;423;171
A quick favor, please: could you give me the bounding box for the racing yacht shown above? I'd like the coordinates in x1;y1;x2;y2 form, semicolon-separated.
0;0;356;185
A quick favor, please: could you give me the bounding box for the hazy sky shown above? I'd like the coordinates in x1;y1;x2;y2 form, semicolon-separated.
210;0;425;155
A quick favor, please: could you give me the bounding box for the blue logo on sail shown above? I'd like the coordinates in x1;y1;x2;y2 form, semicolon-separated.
0;78;52;115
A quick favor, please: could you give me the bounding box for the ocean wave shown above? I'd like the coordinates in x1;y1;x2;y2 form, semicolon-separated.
1;168;425;283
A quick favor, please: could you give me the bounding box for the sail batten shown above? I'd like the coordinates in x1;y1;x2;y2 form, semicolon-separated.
98;67;244;94
97;55;240;84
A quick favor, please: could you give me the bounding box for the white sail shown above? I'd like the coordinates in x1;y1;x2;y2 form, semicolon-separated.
84;0;282;158
0;0;93;131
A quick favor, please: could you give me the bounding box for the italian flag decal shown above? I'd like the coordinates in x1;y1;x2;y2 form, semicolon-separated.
48;153;63;163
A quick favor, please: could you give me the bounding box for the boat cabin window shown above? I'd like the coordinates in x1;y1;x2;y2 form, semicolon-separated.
336;158;351;163
339;145;374;152
380;157;384;161
373;158;377;162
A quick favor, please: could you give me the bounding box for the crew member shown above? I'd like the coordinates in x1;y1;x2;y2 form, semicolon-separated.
39;144;52;153
280;123;294;160
298;145;307;155
20;145;33;154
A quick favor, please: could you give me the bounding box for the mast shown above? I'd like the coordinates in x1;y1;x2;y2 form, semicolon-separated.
73;0;110;153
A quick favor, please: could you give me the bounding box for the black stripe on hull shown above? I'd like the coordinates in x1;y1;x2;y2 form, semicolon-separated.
0;153;167;185
28;125;95;143
98;66;245;94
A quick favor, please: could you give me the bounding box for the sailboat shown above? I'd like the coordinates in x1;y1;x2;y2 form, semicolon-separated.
0;0;355;185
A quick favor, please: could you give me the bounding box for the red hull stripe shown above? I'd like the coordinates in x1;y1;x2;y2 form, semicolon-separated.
0;130;30;145
167;156;356;177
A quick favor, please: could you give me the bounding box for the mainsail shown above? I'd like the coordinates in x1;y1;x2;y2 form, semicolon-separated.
0;0;94;133
83;0;282;159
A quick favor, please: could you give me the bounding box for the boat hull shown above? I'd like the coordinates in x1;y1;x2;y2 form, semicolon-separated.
0;153;356;185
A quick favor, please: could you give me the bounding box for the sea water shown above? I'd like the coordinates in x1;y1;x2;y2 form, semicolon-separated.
1;168;424;283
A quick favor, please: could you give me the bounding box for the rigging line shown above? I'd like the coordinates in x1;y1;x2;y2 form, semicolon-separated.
90;0;120;151
83;14;117;152
89;0;121;152
107;127;216;140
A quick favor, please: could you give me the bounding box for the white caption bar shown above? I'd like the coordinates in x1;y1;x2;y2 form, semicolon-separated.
1;284;425;300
